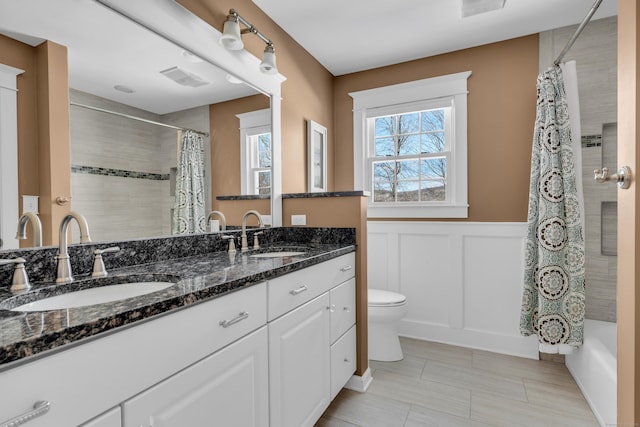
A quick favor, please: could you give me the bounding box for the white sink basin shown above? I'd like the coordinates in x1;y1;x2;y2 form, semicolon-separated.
249;251;306;258
12;282;175;312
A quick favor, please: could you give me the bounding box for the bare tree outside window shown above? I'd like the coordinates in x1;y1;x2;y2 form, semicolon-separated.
372;108;447;203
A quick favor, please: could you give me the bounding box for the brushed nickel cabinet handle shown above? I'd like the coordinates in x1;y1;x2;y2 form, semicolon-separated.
219;311;249;328
1;400;51;427
289;285;308;295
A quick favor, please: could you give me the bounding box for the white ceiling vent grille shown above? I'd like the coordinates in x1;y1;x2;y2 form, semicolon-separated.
160;66;209;87
461;0;506;17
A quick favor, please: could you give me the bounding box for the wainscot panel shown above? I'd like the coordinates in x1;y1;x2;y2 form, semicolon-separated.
368;221;539;359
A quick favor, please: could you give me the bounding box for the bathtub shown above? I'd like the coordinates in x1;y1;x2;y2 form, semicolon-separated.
566;319;617;427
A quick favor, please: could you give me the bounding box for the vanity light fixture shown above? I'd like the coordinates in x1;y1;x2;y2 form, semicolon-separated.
220;9;278;75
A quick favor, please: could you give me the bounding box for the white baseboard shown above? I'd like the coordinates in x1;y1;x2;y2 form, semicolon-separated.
344;367;373;393
399;319;539;359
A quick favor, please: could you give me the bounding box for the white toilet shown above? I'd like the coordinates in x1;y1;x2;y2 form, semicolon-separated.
368;289;408;362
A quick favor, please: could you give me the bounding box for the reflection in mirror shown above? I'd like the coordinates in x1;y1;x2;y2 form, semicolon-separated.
0;0;272;247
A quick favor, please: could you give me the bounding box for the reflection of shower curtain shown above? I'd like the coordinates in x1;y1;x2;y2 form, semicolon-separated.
520;65;586;354
172;130;206;235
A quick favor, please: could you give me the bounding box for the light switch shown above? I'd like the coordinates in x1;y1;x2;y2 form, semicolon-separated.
291;214;306;226
22;195;39;213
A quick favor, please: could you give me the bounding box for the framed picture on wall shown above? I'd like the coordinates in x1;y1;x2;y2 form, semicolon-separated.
307;119;327;192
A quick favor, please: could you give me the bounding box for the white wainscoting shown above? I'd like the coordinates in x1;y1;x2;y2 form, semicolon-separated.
368;221;539;359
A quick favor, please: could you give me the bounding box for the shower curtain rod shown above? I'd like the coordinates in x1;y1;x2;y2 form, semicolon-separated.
70;102;210;137
554;0;603;66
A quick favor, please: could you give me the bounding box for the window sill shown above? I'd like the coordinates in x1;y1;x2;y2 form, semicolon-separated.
367;203;469;219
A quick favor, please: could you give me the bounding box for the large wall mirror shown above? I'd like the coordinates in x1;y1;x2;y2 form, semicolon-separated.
0;0;283;248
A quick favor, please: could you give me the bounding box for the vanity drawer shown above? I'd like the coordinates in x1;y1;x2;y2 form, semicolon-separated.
330;278;356;343
268;253;355;321
330;325;357;400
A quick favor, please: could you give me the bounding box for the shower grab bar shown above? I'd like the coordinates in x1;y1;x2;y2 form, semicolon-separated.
594;166;632;189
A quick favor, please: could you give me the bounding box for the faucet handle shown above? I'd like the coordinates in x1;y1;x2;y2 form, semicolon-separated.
253;231;264;250
92;247;120;278
0;257;30;292
222;235;237;254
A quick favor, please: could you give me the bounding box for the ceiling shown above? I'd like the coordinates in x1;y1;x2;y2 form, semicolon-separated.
251;0;618;76
0;0;259;115
0;0;619;113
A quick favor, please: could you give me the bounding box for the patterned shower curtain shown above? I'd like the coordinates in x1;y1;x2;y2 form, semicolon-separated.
520;66;586;354
172;130;206;235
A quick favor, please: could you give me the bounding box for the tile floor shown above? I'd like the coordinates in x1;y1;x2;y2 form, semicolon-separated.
316;337;599;427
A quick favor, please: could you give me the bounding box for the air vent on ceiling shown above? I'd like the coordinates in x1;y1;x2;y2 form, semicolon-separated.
160;66;209;87
461;0;506;17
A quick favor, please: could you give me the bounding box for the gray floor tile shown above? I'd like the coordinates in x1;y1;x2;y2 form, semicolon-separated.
470;393;599;427
318;389;410;427
421;360;528;402
368;369;471;418
369;354;426;378
317;339;599;427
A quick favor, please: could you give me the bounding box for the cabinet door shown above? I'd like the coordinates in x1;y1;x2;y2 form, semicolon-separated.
123;326;269;427
80;407;121;427
330;278;356;343
269;293;331;427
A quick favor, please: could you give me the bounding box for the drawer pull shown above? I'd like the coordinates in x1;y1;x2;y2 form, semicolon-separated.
340;265;353;272
344;358;351;363
343;306;352;312
327;304;336;312
1;400;50;427
289;285;308;295
219;311;249;328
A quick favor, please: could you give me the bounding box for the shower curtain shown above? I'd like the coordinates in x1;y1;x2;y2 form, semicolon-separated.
172;130;206;235
520;64;586;354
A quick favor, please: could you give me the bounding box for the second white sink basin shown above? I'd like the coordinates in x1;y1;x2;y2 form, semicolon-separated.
12;282;175;312
249;251;306;258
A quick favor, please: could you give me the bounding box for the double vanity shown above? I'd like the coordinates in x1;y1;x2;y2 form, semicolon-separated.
0;227;357;427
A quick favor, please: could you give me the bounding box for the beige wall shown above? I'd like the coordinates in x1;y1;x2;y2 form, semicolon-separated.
0;36;70;246
210;94;270;202
335;35;539;222
178;0;335;194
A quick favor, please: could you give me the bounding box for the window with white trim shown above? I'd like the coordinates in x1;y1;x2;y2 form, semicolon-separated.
236;109;271;195
350;71;471;218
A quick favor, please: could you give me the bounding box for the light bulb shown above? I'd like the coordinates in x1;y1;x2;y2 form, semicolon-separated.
259;45;278;75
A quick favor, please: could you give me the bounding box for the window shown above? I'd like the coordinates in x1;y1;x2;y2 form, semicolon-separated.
350;71;471;218
236;109;271;195
250;131;271;195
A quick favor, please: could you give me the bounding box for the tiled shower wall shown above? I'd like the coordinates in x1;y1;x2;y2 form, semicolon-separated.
539;17;617;322
69;89;210;243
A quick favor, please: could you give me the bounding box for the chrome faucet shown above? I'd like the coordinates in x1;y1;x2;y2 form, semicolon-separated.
15;212;42;247
206;210;227;231
241;210;264;252
56;211;91;284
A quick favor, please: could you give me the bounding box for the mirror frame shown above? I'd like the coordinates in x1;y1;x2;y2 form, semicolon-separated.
97;0;284;227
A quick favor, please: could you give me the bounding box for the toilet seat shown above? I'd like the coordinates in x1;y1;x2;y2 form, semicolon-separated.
368;289;406;307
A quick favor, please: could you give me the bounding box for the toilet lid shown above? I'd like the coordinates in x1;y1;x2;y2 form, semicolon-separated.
369;289;406;306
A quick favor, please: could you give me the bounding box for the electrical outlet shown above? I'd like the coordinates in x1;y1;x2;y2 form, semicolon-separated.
291;214;306;226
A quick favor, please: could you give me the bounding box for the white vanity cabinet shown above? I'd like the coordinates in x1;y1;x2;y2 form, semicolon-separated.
0;282;267;427
122;326;269;427
268;253;356;427
0;251;357;427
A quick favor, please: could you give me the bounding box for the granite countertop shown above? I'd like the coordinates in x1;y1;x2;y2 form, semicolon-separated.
0;243;355;370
